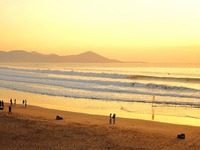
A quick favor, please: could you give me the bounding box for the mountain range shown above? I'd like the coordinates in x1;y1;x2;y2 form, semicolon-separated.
0;50;122;63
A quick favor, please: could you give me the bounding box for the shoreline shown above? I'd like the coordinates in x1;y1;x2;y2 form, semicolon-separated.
0;87;200;127
1;103;200;149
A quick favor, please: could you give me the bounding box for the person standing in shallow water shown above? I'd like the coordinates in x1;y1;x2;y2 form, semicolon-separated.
112;114;116;124
109;113;112;124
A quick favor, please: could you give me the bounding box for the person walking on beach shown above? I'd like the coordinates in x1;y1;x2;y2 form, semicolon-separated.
112;114;116;124
8;105;12;114
2;100;4;109
25;100;27;107
10;98;12;106
0;100;3;110
14;99;16;106
109;113;112;124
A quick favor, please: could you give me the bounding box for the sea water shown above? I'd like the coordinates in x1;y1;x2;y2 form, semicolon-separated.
0;63;200;125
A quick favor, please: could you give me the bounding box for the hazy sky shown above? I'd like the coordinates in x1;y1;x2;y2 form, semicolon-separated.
0;0;200;63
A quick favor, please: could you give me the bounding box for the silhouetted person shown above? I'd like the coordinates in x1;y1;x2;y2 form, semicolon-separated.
8;105;12;114
2;100;4;109
56;116;63;120
25;100;27;107
112;114;116;124
0;100;2;110
10;98;12;106
109;113;112;124
14;99;16;106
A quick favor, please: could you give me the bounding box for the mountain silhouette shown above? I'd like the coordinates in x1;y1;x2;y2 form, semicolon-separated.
0;50;121;63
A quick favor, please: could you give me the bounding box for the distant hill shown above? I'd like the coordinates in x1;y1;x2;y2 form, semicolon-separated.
0;50;122;63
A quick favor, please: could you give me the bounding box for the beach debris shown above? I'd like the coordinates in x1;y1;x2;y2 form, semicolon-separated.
56;115;63;120
177;133;185;139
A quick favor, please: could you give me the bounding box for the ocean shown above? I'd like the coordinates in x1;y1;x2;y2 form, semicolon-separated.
0;63;200;125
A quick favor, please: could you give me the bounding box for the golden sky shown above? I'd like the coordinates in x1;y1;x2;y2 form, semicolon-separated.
0;0;200;63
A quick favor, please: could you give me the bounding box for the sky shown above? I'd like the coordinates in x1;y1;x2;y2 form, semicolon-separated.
0;0;200;63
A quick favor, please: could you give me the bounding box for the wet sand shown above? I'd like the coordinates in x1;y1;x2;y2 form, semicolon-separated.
1;87;200;127
1;103;200;150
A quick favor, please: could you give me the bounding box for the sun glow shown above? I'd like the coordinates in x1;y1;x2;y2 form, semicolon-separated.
0;0;199;63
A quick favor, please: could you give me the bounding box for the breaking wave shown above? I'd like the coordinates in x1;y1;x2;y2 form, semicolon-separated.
0;66;199;106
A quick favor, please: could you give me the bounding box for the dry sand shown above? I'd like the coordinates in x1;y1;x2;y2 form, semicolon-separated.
1;103;200;150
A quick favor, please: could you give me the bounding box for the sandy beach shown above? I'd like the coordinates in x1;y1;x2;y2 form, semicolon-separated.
1;0;200;149
1;103;200;150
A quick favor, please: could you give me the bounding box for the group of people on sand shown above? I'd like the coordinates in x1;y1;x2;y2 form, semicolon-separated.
22;100;27;107
9;98;17;106
0;100;4;110
7;98;28;114
0;98;28;113
9;98;16;113
8;99;28;113
109;113;116;124
10;98;27;107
